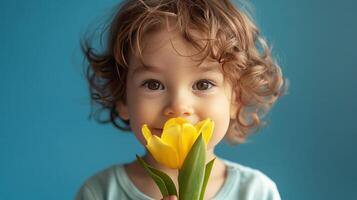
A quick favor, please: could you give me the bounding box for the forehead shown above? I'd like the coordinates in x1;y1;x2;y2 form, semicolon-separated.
130;61;222;78
128;24;222;75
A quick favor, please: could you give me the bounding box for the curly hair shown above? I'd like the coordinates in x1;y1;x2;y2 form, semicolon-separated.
80;0;288;144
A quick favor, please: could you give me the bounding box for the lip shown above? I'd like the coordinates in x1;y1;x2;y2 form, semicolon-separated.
152;128;163;135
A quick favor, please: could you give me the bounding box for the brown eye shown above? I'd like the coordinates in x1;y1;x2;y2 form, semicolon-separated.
194;80;215;90
142;79;164;90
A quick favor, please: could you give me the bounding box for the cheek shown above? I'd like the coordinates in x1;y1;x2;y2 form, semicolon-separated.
210;111;230;147
126;98;162;145
200;97;231;148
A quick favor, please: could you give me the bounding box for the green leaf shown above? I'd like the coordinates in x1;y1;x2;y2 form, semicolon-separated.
136;155;178;197
178;134;206;200
199;158;216;200
147;166;178;196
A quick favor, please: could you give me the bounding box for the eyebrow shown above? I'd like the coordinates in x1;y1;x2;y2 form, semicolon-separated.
131;63;221;77
132;64;162;76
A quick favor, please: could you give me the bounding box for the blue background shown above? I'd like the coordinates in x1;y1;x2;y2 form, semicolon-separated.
1;0;356;199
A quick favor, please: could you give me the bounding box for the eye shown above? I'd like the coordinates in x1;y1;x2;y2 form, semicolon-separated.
141;79;165;90
193;79;216;90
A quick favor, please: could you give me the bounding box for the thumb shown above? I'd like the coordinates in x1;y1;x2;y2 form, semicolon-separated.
161;195;177;200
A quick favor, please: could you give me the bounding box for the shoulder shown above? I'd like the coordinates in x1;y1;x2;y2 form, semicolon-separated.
75;164;130;200
224;159;277;188
221;159;281;200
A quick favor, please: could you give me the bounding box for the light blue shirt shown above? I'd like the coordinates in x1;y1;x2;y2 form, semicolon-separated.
75;158;281;200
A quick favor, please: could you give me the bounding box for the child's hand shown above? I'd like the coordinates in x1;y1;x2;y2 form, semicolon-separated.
161;195;177;200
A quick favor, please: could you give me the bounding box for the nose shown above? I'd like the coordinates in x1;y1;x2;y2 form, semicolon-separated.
163;90;194;117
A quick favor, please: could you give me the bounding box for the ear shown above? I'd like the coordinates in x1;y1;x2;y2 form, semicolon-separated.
116;101;129;120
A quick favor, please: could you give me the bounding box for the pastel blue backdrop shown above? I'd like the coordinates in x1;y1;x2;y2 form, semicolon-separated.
1;0;356;199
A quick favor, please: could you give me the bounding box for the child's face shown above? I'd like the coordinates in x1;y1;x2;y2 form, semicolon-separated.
117;26;239;151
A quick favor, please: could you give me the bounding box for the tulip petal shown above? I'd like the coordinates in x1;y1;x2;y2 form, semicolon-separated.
163;117;189;131
161;124;181;151
141;117;215;170
180;123;198;165
195;119;214;145
142;124;152;143
146;135;180;169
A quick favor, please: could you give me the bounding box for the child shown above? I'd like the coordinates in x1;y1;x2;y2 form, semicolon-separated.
76;0;287;199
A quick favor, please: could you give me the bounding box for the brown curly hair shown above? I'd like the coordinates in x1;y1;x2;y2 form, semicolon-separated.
80;0;288;144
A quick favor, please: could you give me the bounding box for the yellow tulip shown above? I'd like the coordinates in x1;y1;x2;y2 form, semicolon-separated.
142;117;214;169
